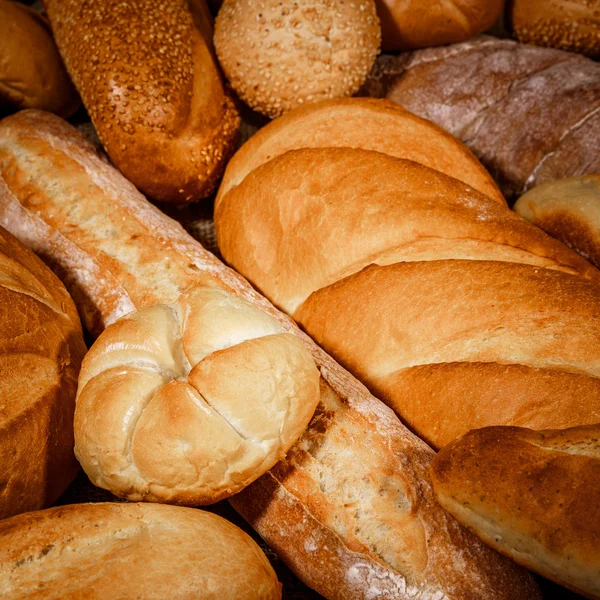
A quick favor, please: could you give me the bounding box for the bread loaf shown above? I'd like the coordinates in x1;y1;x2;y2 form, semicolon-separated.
361;36;600;200
514;175;600;270
0;224;86;519
508;0;600;58
44;0;239;204
0;0;79;117
76;287;320;504
430;423;600;600
214;0;381;118
214;101;600;450
0;109;541;600
375;0;503;51
0;502;281;599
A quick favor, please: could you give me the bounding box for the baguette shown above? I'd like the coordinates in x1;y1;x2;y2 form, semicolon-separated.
430;424;600;600
361;36;600;200
0;109;540;600
44;0;239;204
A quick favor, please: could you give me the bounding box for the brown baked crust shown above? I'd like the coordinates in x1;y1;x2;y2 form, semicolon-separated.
361;36;600;200
0;0;80;117
0;110;541;600
514;174;600;270
509;0;600;58
375;0;503;51
215;97;504;207
44;0;239;204
0;225;86;519
0;502;281;599
431;424;600;600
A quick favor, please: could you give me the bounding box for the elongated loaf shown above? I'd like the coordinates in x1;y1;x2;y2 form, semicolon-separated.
361;36;600;200
431;423;600;600
44;0;239;204
0;110;540;600
0;225;86;519
515;175;600;270
0;502;281;599
215;100;600;451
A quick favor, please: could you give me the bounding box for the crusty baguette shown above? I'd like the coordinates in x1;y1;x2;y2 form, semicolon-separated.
515;175;600;270
44;0;239;204
0;502;281;599
0;225;86;519
361;36;600;200
0;109;540;600
215;142;600;450
430;424;600;600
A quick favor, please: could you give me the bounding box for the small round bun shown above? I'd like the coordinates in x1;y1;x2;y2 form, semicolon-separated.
214;0;381;118
510;0;600;58
75;285;321;505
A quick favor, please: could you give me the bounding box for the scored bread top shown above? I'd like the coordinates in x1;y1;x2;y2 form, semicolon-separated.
75;286;320;504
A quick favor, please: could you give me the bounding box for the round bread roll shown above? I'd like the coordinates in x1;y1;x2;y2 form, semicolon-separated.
375;0;503;51
0;502;282;599
0;224;86;519
509;0;600;58
214;0;381;118
0;0;79;117
75;285;321;504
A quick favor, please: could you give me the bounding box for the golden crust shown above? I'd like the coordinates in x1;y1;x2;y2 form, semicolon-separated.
214;0;381;118
44;0;240;203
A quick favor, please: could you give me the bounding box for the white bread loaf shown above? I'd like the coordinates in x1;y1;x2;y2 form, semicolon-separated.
0;225;86;519
431;423;600;600
0;502;281;599
0;109;541;600
44;0;239;204
76;287;320;504
214;99;600;450
515;175;600;270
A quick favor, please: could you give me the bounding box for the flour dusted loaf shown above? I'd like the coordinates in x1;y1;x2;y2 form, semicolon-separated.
76;286;320;504
0;109;541;600
0;502;281;599
431;423;600;600
215;98;600;451
0;225;86;519
515;175;600;270
44;0;239;203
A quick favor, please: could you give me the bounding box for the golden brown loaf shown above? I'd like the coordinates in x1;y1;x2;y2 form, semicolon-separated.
44;0;239;204
0;0;79;117
375;0;503;51
0;225;86;519
215;107;600;450
214;0;381;118
215;97;504;206
0;110;541;600
362;36;600;200
0;502;282;599
515;175;600;270
76;287;320;504
431;424;600;600
509;0;600;58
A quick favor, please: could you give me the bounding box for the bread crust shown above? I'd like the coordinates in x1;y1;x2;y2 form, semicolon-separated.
0;110;541;600
44;0;240;203
431;424;600;599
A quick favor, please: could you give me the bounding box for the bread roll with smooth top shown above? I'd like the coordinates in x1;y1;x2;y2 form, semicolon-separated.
44;0;239;204
431;423;600;600
515;175;600;270
0;225;86;519
214;0;380;118
0;502;281;599
76;286;320;504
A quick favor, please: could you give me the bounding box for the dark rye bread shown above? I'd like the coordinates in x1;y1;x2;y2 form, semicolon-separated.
362;36;600;201
0;109;540;600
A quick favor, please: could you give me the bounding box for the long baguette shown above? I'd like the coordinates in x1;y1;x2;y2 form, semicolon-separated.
0;109;540;599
